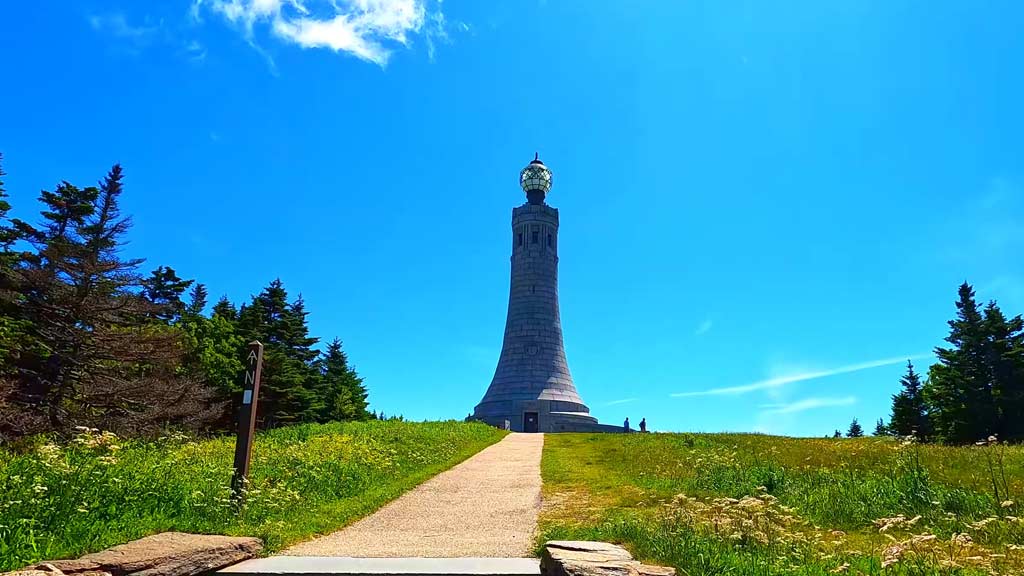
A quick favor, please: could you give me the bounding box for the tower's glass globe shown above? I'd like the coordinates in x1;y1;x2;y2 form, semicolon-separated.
520;155;553;195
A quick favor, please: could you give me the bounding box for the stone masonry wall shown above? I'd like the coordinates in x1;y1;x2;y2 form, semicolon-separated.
474;203;595;431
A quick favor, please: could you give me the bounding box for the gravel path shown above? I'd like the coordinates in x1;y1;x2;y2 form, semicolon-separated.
283;433;544;558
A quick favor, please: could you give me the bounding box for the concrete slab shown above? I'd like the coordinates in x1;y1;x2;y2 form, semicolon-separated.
219;557;540;576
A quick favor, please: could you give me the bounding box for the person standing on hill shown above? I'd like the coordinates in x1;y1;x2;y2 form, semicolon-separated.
623;417;630;432
639;418;647;432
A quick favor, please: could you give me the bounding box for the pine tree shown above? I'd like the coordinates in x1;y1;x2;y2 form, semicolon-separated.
873;418;889;436
181;311;244;397
833;429;842;438
982;302;1024;441
185;283;209;317
141;266;193;323
0;153;32;374
0;155;42;439
0;153;19;256
236;280;321;427
317;338;369;422
180;284;242;399
925;283;996;443
14;177;100;425
212;296;238;321
11;165;217;433
168;284;239;427
847;418;864;438
2;175;97;432
890;361;931;440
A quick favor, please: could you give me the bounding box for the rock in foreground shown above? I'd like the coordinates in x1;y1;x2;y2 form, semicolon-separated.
541;541;675;576
10;533;261;576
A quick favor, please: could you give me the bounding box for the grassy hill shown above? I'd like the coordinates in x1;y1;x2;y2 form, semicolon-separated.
541;433;1024;576
0;421;506;570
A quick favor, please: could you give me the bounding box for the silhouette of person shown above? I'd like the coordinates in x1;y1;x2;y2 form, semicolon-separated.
623;417;630;432
639;418;647;432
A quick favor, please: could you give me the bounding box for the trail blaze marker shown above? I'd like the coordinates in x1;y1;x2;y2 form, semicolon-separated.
232;340;263;502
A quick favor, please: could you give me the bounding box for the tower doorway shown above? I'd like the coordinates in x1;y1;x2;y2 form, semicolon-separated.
523;412;539;433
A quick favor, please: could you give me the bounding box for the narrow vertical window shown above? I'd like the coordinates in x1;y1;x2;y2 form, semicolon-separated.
547;233;552;247
532;231;539;244
517;233;523;247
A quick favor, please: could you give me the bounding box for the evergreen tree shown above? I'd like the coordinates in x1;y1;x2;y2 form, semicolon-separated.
317;338;369;422
14;177;100;424
890;361;931;440
0;153;32;374
0;158;367;439
236;280;321;427
180;283;242;403
0;174;38;431
833;429;842;438
0;153;19;256
212;295;238;321
185;283;209;317
141;266;193;323
925;283;997;443
181;312;244;397
10;165;217;433
873;418;889;436
847;418;864;438
982;302;1024;441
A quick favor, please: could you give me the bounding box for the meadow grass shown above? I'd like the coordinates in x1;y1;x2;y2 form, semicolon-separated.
540;433;1024;575
0;420;506;570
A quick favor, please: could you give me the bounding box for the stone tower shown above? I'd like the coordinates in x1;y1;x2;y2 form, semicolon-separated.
473;155;601;433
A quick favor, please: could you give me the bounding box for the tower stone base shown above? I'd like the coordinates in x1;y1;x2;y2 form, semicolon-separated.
475;399;589;433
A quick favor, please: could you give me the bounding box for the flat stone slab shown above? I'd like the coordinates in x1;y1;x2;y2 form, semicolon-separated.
541;542;674;576
219;557;540;576
24;533;262;576
541;542;632;564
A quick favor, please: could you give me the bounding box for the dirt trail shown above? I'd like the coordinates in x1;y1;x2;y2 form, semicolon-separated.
283;432;543;558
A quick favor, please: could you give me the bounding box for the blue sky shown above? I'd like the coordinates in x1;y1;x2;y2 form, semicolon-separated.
1;1;1022;436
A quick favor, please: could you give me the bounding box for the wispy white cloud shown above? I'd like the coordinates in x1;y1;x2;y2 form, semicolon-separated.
671;354;929;398
89;13;161;39
89;12;207;63
695;319;713;336
759;396;857;415
605;397;638;406
423;0;448;62
194;0;446;67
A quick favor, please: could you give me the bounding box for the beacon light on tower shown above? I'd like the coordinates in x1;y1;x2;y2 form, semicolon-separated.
520;153;553;205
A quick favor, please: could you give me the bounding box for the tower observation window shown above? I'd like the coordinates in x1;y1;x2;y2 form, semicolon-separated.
517;233;523;247
547;233;552;247
532;231;539;244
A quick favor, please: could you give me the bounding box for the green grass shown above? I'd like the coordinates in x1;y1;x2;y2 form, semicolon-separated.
0;420;506;570
540;433;1024;576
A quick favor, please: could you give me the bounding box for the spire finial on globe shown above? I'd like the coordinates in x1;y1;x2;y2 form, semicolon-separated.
520;153;552;205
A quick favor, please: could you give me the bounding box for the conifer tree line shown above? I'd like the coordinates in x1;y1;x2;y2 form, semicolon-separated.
0;157;371;441
871;283;1024;444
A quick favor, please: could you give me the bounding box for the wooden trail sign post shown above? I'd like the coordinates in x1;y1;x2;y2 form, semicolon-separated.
231;340;263;503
